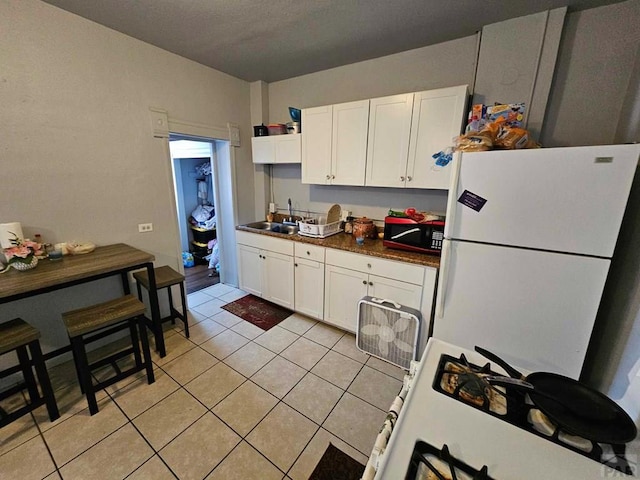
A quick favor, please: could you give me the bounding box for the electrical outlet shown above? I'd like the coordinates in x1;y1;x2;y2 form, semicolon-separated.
138;223;153;233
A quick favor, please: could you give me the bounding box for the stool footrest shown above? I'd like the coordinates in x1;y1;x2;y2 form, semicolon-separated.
0;382;28;400
1;401;48;428
88;347;135;372
93;364;149;392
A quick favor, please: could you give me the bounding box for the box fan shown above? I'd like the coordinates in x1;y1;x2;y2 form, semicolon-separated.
356;296;421;370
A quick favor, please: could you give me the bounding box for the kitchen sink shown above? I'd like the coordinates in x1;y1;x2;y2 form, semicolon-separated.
243;221;298;235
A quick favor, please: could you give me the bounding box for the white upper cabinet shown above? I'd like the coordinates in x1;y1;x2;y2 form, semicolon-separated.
331;100;369;185
252;134;301;164
302;105;333;182
407;85;468;189
365;93;414;188
302;100;369;185
302;85;467;189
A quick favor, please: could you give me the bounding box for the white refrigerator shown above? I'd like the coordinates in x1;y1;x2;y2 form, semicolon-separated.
433;144;640;379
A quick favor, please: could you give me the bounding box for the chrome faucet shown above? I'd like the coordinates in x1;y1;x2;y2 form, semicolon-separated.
286;198;294;223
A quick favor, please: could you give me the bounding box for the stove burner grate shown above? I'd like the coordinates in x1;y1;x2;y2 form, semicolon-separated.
432;353;635;475
406;441;494;480
436;354;509;415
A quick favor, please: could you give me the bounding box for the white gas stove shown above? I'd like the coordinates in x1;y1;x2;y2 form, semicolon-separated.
375;338;638;479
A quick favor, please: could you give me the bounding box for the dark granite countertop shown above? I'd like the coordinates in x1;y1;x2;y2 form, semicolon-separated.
236;225;441;269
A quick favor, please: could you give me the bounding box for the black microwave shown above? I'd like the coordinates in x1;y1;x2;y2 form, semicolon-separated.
383;216;445;254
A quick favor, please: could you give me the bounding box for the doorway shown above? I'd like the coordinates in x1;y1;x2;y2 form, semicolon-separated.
169;135;238;293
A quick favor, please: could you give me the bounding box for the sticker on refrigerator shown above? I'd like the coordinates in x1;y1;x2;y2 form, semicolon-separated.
458;190;487;212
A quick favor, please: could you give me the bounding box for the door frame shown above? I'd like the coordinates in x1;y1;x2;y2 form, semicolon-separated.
165;117;239;287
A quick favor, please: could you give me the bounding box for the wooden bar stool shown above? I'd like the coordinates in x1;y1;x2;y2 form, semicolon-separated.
133;265;189;338
63;295;155;415
0;318;59;427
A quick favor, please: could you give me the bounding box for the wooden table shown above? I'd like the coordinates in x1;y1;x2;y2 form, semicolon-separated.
0;243;166;358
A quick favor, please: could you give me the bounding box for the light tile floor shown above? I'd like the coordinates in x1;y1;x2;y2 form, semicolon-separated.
0;284;405;480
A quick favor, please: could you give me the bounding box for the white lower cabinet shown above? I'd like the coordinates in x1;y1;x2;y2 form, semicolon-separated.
293;243;326;320
323;265;423;333
236;231;294;309
324;265;369;332
236;231;437;351
367;274;423;310
263;251;294;309
237;244;263;297
294;257;325;320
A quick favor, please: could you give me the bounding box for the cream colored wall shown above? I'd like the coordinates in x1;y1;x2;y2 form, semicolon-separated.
268;35;479;124
541;0;640;147
0;0;253;355
263;36;479;222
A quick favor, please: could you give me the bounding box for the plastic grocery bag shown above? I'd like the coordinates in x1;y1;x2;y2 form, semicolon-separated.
182;252;194;268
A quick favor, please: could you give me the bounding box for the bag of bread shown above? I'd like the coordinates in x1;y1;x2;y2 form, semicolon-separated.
495;126;529;149
454;131;493;152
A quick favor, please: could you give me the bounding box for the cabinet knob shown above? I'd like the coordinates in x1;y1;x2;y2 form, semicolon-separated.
306;251;310;255
368;281;373;286
295;263;298;267
400;176;405;181
407;176;412;182
331;175;335;179
326;174;331;180
362;280;367;285
367;263;372;269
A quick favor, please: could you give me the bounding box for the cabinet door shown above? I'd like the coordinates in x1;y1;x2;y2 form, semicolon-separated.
324;265;368;332
263;251;294;310
407;85;468;189
237;244;262;296
332;100;369;186
365;94;414;188
274;134;301;164
302;105;333;184
251;136;276;164
294;257;324;320
367;274;423;311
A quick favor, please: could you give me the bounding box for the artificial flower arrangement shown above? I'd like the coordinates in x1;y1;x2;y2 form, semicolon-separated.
1;233;44;273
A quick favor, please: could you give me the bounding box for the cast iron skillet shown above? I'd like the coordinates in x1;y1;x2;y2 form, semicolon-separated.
474;346;637;444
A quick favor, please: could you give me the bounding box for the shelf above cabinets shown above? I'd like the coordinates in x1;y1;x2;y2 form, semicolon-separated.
251;134;301;164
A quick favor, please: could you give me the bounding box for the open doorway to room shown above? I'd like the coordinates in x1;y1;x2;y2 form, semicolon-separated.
169;135;238;294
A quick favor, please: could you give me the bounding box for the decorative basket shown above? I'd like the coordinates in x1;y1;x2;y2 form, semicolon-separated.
11;256;38;271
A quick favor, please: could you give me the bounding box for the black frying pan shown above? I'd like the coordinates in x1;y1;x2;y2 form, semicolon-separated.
475;346;637;444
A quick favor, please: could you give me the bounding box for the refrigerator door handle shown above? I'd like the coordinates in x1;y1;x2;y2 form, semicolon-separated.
444;151;463;239
435;239;451;319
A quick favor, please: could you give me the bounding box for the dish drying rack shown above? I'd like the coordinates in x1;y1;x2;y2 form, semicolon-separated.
297;220;342;238
297;204;343;238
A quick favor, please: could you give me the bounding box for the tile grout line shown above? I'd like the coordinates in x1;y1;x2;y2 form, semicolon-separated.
163;290;398;475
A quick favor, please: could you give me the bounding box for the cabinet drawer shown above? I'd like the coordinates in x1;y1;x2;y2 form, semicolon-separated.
325;248;424;285
294;243;325;262
236;231;294;256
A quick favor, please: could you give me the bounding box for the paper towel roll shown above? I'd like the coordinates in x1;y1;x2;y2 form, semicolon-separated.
0;222;24;249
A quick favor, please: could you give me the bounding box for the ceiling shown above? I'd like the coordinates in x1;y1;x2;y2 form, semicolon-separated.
42;0;624;83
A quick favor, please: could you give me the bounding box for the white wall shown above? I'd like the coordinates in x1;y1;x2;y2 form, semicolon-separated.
262;35;479;222
0;0;253;354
